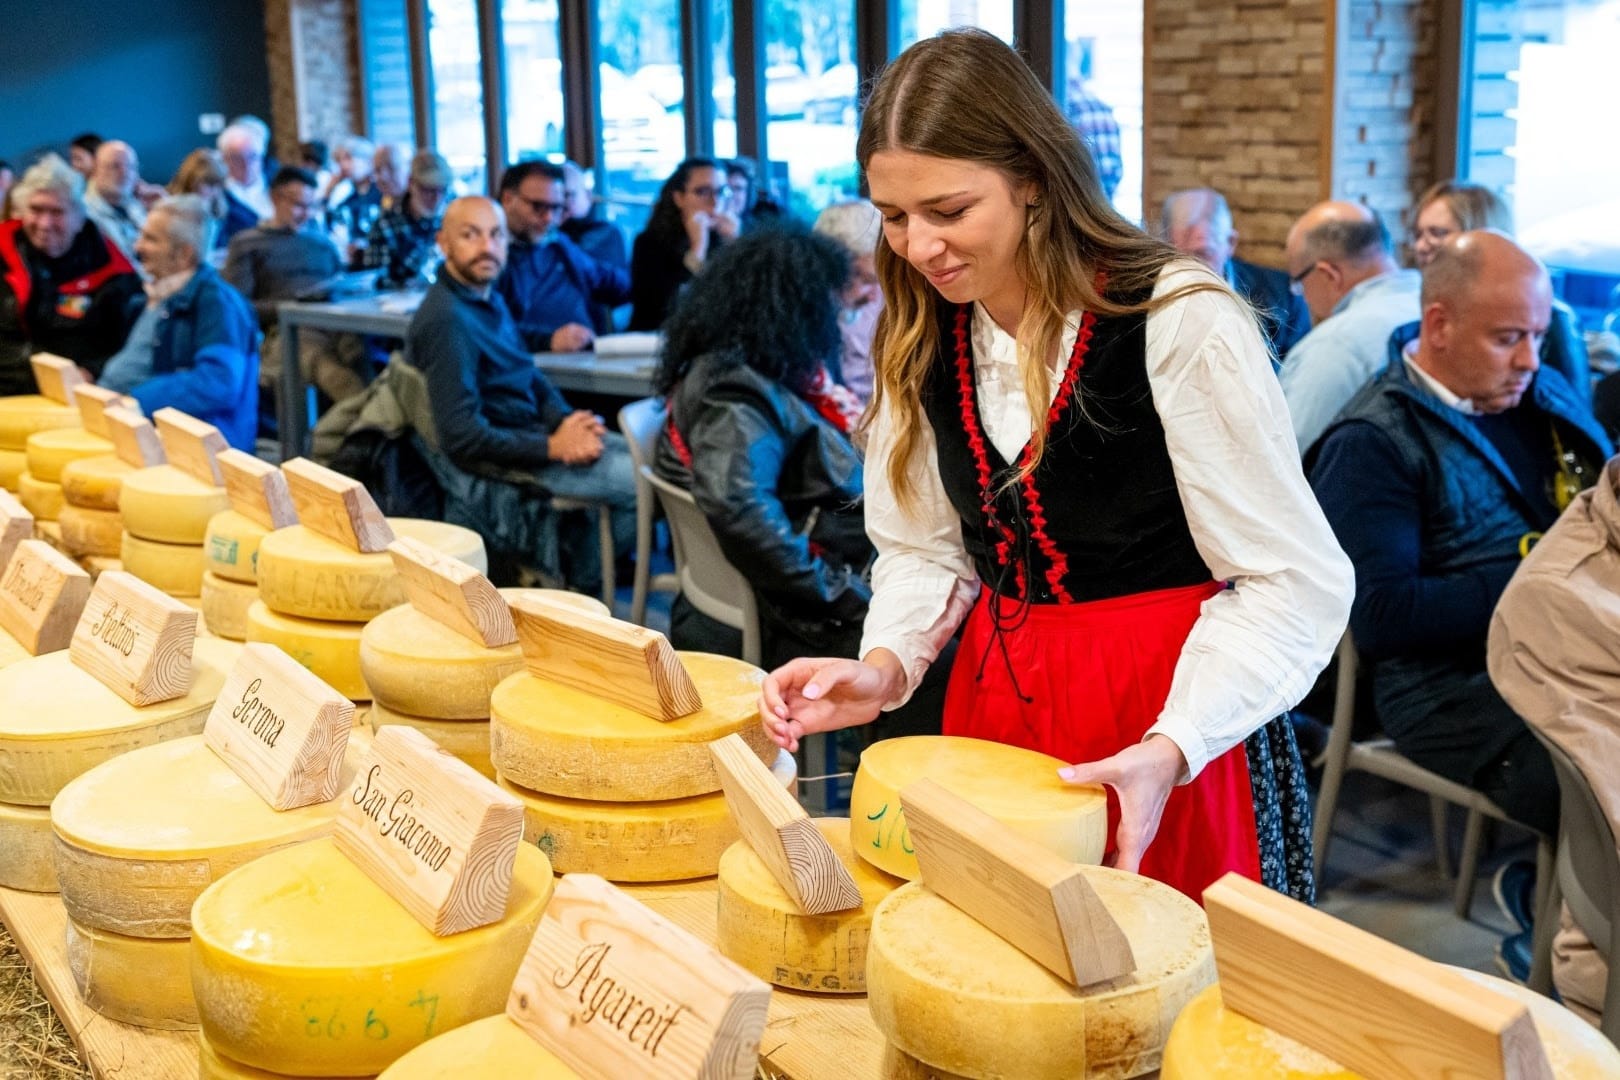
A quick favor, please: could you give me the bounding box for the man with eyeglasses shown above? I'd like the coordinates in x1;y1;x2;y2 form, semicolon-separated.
495;161;630;353
361;150;452;288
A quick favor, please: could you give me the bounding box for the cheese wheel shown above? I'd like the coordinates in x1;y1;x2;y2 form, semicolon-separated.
0;395;81;451
0;630;32;669
368;703;492;779
0;447;24;491
191;838;555;1076
59;453;132;511
378;1014;581;1079
496;750;798;882
18;470;63;520
81;554;120;580
65;918;196;1030
244;600;368;700
25;426;111;483
119;464;230;543
360;607;522;721
850;736;1108;880
201;571;257;641
0;799;58;892
52;732;366;938
202;1036;352;1080
57;503;122;556
0;637;240;805
256;519;488;623
205;509;269;584
120;530;206;596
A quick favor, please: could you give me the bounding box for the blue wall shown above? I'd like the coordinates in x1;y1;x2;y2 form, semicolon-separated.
0;0;273;182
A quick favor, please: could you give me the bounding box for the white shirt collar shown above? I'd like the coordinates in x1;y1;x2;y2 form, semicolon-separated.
145;267;197;306
1403;337;1477;415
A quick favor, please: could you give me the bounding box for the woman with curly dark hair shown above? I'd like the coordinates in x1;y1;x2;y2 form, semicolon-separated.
628;156;738;330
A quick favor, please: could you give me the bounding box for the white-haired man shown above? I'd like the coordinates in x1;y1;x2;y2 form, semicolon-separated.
83;140;147;266
218;123;271;245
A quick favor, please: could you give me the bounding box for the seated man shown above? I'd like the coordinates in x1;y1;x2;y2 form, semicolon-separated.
404;196;635;592
99;196;258;449
360;150;449;287
0;154;142;395
217;122;270;246
495;160;630;353
559;159;628;334
1161;187;1311;362
83;140;147;267
1280;201;1421;454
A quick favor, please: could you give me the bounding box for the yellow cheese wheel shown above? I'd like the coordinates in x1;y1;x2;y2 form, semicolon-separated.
244;600;368;700
360;608;522;721
368;703;492;780
18;470;63;520
192;838;555;1076
201;571;257;641
66;917;196;1030
120;530;206;596
25;426;111;483
81;554;120;580
869;870;1215;1079
0;629;32;669
0;637;240;805
205;509;269;584
52;732;366;938
256;519;488;623
57;503;122;557
0;395;81;451
201;1036;352;1080
850;736;1108;880
489;651;773;800
378;1014;581;1079
0;447;24;491
59;453;132;510
0;798;58;892
119;464;230;543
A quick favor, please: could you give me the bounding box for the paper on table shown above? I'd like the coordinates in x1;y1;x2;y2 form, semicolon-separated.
376;290;428;315
594;332;662;358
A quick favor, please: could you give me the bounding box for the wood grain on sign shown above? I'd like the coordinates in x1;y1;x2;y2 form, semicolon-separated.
1204;873;1553;1080
67;571;197;707
204;642;354;811
899;779;1136;988
281;457;394;552
388;537;515;647
332;725;524;935
73;384;133;438
0;540;91;655
710;734;860;915
29;353;86;405
508;874;771;1080
104;407;166;468
511;595;702;721
217;449;297;530
0;489;33;572
153;408;227;487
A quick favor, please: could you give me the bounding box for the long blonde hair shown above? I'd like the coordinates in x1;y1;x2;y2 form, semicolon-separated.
859;29;1220;508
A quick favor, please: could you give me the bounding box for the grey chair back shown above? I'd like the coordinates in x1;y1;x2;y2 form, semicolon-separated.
641;464;761;665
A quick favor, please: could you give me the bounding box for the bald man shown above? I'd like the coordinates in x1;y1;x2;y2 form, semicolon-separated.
1277;201;1419;453
83;141;146;266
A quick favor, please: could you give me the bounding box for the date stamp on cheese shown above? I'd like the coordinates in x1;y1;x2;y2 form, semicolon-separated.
153;408;228;488
73;385;134;439
68;570;197;706
28;353;86;406
511;595;701;721
0;539;91;655
333;725;524;936
508;873;771;1080
281;458;394;553
103;407;165;469
204;642;354;811
0;488;33;571
389;536;515;648
217;449;297;531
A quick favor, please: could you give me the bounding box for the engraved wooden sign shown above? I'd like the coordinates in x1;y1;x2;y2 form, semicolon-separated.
0;489;32;572
1204;873;1553;1080
511;596;702;721
153;408;227;487
332;725;524;935
29;353;86;405
67;571;197;707
204;643;354;811
73;385;134;438
103;407;166;468
218;449;297;530
0;540;92;655
388;537;515;647
709;733;860;915
281;457;394;552
507;874;771;1080
900;779;1136;988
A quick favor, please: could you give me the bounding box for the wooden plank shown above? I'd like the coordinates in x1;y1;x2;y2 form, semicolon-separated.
67;571;197;707
710;734;860;915
281;457;394;552
153;408;227;487
0;489;34;571
900;779;1136;988
0;539;91;655
1205;872;1553;1080
388;537;515;647
511;595;701;721
29;353;86;405
217;449;297;530
73;384;133;439
103;407;166;468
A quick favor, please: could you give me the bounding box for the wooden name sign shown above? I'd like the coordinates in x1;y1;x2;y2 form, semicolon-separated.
508;874;771;1080
710;734;859;915
512;596;701;721
1205;874;1554;1079
900;779;1136;988
68;571;197;707
0;540;91;655
73;385;133;439
103;407;166;468
388;537;515;648
282;458;394;552
153;408;227;487
29;353;85;405
332;725;524;935
204;643;354;811
218;450;297;530
0;489;32;572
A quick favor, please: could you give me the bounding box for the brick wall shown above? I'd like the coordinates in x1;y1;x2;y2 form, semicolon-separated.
264;0;362;163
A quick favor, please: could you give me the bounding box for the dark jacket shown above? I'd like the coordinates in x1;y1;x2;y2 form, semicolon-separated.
218;191;261;248
628;227;696;331
1542;299;1591;403
1231;257;1312;362
496;234;630;351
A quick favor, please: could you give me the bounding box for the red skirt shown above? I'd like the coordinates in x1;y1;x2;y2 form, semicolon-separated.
942;581;1262;902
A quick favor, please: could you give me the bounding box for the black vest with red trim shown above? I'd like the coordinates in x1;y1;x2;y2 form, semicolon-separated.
919;292;1212;605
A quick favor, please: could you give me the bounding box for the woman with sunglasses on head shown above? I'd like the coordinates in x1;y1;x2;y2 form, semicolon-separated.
628;157;739;331
761;30;1353;902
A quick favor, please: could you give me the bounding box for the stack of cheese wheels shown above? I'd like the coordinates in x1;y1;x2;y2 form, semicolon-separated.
247;519;487;701
490;648;787;882
871;866;1216;1079
0;395;79;494
199;508;277;641
0;636;240;894
360;588;607;780
51;731;370;1031
59;453;135;576
191;838;555;1076
118;464;230;599
22;426;109;530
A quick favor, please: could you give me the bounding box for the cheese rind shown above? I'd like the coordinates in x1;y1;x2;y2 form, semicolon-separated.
377;1014;582;1079
57;503;122;557
66;917;196;1030
205;509;270;584
191;838;555;1076
120;530;207;596
489;651;774;800
59;453;132;510
25;427;112;483
119;464;230;543
0;799;58;892
0;448;24;491
201;1036;351;1080
244;600;368;699
256;519;487;623
18;471;63;520
0;395;82;451
360;604;523;720
201;571;257;641
368;703;492;780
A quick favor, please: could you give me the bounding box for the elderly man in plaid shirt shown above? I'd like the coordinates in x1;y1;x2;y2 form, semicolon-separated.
360;149;451;287
1065;79;1123;199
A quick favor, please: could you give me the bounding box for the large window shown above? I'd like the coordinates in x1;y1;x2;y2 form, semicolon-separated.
764;0;859;217
899;0;1014;46
711;0;737;159
501;0;565;163
427;0;486;194
1066;1;1143;222
597;0;686;232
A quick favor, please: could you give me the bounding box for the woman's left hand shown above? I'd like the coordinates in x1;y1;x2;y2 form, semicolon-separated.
1058;734;1186;874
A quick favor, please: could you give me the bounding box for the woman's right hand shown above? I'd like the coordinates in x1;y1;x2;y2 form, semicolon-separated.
683;210;714;261
759;654;904;752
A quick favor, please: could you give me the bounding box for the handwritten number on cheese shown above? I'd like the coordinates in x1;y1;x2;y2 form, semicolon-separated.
408;990;439;1038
